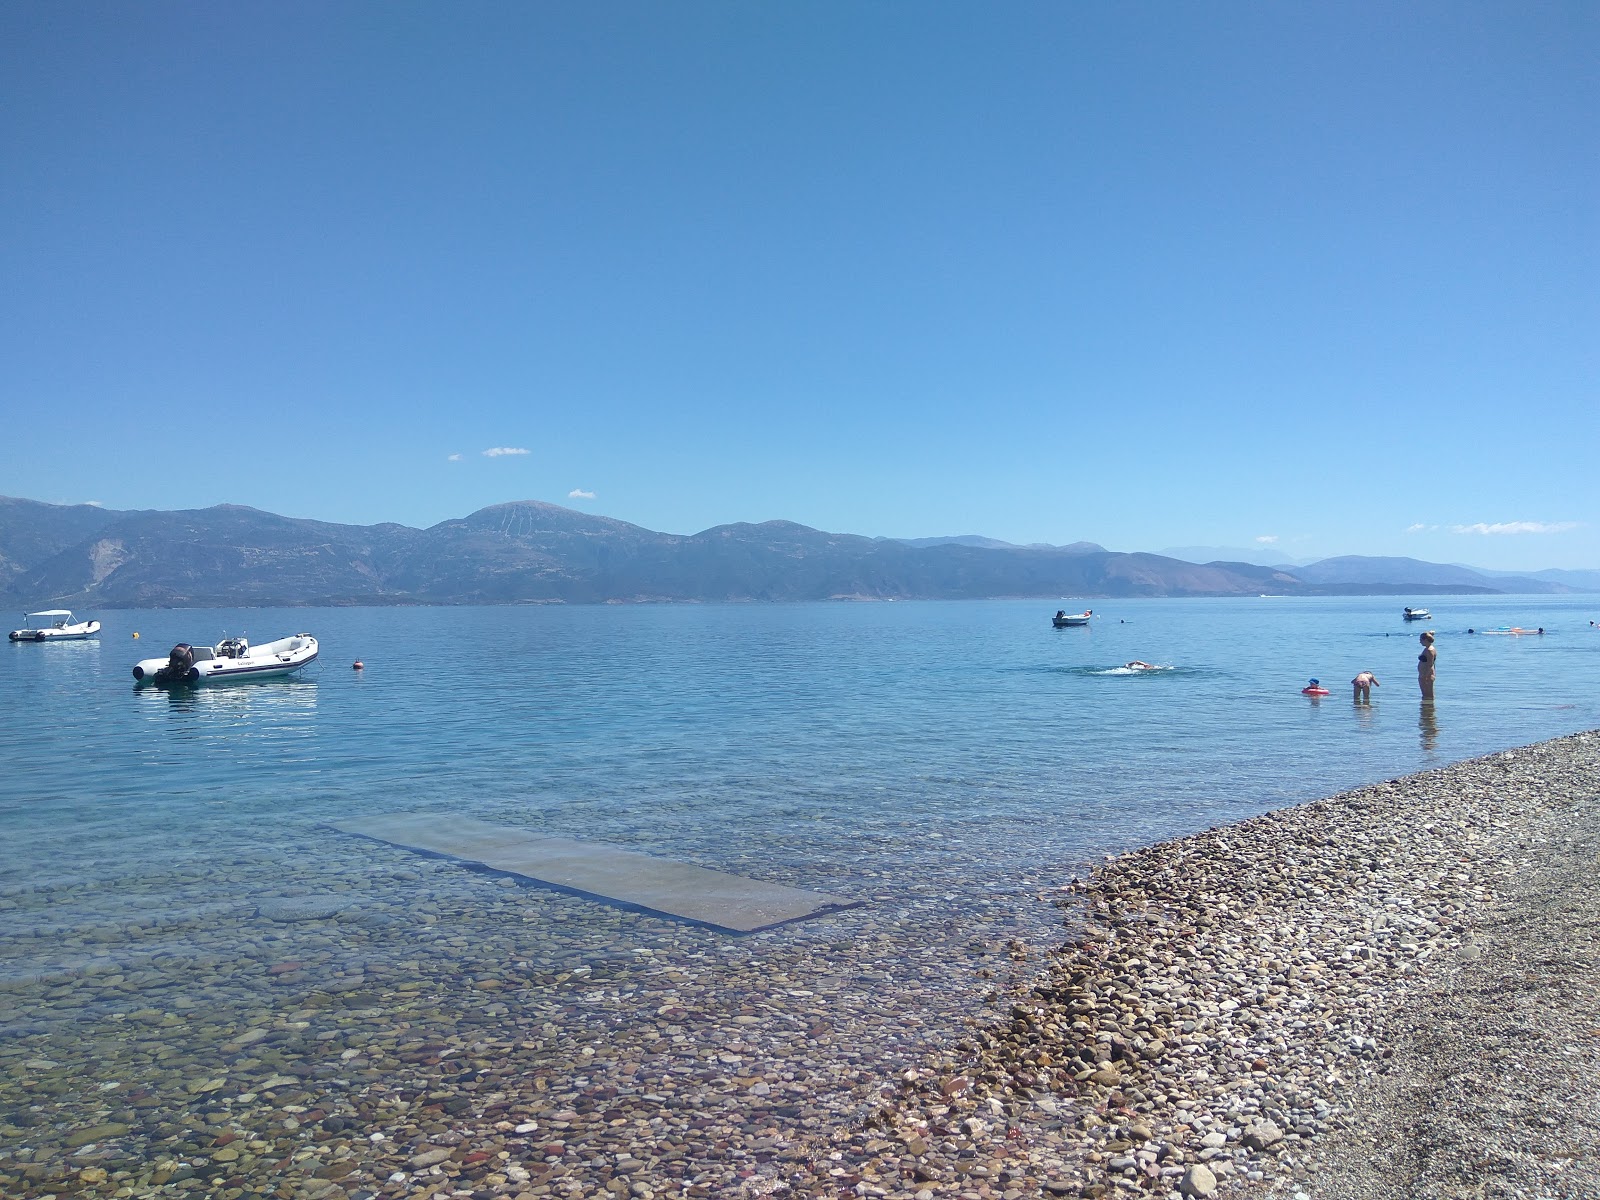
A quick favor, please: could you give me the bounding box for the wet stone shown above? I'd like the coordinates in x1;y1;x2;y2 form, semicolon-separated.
2;733;1598;1200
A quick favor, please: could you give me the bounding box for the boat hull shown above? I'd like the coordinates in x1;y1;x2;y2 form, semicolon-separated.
9;622;101;641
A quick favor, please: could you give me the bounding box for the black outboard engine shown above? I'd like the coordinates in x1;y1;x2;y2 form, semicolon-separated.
155;643;197;684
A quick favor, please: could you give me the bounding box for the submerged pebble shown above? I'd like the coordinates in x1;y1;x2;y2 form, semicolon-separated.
0;731;1595;1199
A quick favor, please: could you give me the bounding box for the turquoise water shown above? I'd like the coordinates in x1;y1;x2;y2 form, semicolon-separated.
3;593;1597;1012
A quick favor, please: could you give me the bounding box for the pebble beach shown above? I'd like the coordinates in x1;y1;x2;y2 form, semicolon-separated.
834;729;1600;1200
2;729;1597;1200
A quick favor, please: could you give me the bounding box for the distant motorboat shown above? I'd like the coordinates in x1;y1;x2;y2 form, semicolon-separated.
1053;609;1093;628
1402;607;1432;621
133;634;318;684
9;609;101;641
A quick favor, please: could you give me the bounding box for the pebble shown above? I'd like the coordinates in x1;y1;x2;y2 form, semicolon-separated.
0;732;1595;1200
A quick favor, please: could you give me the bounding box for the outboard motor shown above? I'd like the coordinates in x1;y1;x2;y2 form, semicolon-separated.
155;643;197;684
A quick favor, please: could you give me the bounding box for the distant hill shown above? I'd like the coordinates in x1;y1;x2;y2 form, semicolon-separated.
895;534;1021;550
0;497;119;591
0;496;1587;608
896;535;1106;554
4;501;419;607
1466;565;1600;592
1157;544;1308;568
1287;555;1566;595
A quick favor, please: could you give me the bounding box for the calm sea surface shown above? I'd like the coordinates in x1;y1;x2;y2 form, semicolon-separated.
3;594;1597;1039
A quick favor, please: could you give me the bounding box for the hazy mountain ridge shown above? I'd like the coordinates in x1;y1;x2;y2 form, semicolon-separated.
895;535;1107;554
1463;564;1600;591
0;497;121;590
1156;544;1311;568
0;496;1586;608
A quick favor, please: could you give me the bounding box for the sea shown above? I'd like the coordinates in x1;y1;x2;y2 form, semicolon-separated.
2;593;1597;1093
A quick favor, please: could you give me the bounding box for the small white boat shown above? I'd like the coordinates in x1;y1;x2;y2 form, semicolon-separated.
1052;609;1093;628
9;609;102;641
1403;607;1432;621
133;634;318;684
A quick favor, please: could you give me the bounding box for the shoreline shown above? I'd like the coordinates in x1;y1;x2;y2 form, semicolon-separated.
3;731;1596;1199
795;728;1600;1199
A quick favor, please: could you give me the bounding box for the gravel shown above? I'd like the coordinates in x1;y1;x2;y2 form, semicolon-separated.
1;730;1595;1199
820;729;1600;1200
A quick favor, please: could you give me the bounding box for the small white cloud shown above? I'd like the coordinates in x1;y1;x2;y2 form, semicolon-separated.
1450;521;1578;536
447;453;462;462
482;446;530;458
568;488;596;500
85;500;103;507
1254;535;1278;545
1405;523;1434;534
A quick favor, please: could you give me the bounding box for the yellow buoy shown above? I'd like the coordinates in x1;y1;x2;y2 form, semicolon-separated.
132;632;140;639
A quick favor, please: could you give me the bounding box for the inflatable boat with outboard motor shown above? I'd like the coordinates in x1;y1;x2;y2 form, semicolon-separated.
133;634;318;684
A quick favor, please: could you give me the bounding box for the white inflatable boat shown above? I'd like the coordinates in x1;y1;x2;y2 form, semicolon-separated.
10;610;102;641
133;634;318;684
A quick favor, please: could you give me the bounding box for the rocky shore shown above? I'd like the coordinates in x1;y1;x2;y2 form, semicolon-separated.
805;729;1600;1200
2;731;1596;1200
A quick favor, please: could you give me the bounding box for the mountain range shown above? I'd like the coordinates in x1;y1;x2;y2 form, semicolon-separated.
0;496;1590;609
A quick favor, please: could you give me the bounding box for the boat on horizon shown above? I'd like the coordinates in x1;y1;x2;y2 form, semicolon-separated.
1403;607;1433;621
133;634;319;685
1052;609;1093;628
9;609;101;641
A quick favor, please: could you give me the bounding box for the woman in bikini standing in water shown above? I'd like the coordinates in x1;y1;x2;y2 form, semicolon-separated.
1417;630;1437;700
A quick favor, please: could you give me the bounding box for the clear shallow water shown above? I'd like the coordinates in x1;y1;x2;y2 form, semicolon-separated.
2;594;1597;1006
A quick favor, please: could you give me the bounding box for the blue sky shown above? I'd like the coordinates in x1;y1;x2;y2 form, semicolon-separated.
3;3;1595;571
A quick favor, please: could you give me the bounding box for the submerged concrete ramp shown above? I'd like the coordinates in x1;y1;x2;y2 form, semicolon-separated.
331;814;863;933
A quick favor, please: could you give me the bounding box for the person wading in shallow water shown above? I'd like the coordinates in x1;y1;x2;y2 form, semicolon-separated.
1417;630;1437;700
1352;670;1380;703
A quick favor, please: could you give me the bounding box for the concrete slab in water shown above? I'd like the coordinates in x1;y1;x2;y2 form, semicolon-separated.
330;814;863;933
